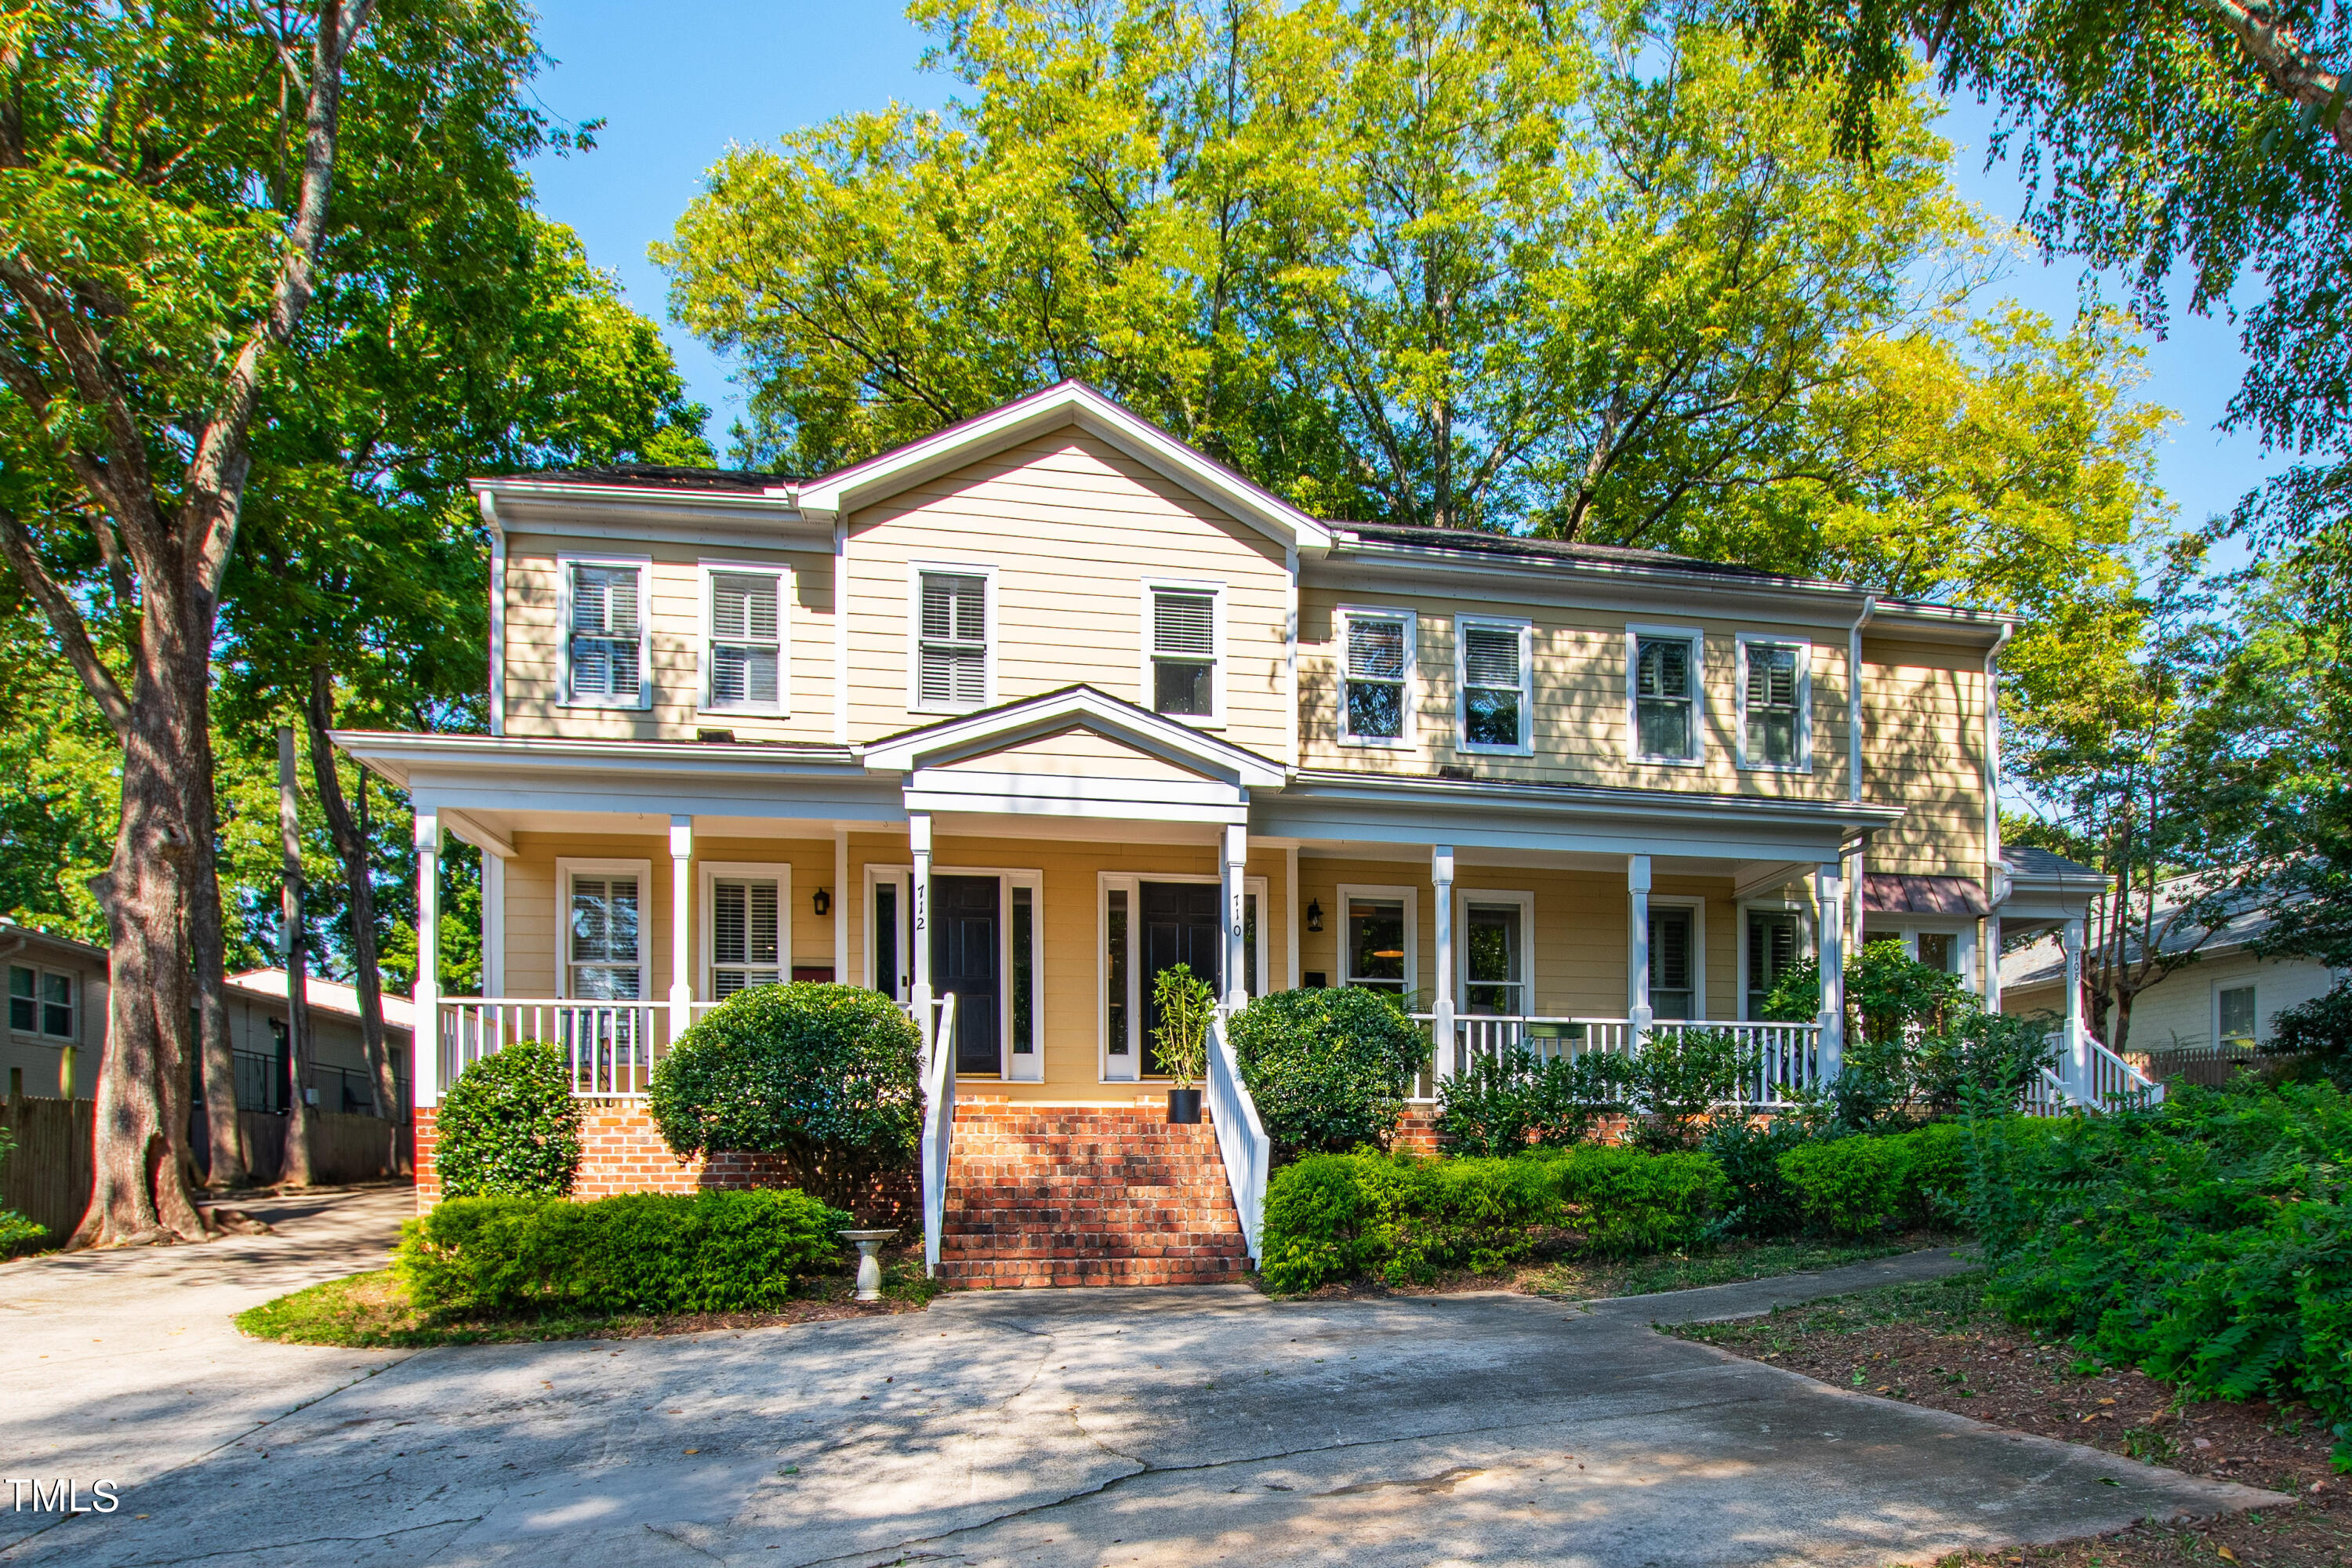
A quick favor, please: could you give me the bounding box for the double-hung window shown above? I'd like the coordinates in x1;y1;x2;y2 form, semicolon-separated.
1147;584;1219;720
565;869;643;1000
1458;618;1530;752
707;869;785;997
2218;984;2258;1050
1461;897;1530;1015
1738;636;1809;769
7;965;72;1038
1745;909;1802;1020
1647;907;1696;1021
567;561;648;707
1630;628;1701;763
1341;608;1414;743
916;570;989;711
706;568;783;713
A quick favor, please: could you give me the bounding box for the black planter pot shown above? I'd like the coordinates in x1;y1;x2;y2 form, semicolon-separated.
1167;1087;1203;1124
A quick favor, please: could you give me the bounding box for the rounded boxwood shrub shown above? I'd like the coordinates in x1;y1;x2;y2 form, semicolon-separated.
648;982;922;1214
434;1040;583;1198
1229;988;1425;1159
1778;1134;1914;1236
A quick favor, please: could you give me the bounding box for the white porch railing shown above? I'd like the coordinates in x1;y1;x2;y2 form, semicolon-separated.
919;993;959;1278
1414;1014;1829;1109
2024;1065;2071;1118
438;998;662;1098
2058;1029;2165;1110
1205;1015;1271;1263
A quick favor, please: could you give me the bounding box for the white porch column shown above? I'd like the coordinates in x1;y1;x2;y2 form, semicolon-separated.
1432;845;1457;1079
1628;854;1653;1042
412;808;441;1108
481;851;506;999
909;812;935;1038
1848;843;1867;956
2063;916;2088;1091
669;815;693;1042
833;828;850;985
1817;861;1846;1080
1221;822;1249;1011
1984;915;2003;1010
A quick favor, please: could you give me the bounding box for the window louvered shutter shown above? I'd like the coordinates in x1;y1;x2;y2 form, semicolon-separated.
1748;645;1797;707
571;565;642;699
1649;909;1691;990
712;573;779;641
1638;637;1688;699
919;574;988;707
712;878;781;996
1463;626;1519;688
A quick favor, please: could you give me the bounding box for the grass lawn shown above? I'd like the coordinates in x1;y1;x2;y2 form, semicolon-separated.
1675;1273;2352;1568
238;1254;941;1348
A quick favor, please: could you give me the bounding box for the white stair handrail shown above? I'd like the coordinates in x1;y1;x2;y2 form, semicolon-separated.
919;992;958;1277
1205;1016;1270;1262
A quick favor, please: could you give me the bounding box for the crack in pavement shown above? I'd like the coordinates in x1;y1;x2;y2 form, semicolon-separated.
63;1515;485;1568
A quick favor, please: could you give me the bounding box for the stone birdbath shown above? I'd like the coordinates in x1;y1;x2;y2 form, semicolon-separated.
837;1229;898;1303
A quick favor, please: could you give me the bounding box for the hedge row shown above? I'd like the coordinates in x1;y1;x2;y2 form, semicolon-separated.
398;1189;851;1316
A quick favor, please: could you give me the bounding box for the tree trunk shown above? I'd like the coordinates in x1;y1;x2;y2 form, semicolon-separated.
307;667;399;1148
278;727;316;1187
187;790;245;1190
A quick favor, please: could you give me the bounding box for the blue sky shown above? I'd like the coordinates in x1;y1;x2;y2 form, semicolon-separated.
522;1;2279;537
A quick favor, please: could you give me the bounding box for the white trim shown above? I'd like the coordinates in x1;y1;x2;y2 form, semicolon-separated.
699;860;793;1000
1734;632;1813;773
863;684;1286;786
1285;843;1301;991
1336;604;1418;749
925;863;1042;1079
1094;870;1268;1081
905;560;999;714
1138;575;1228;728
1453;888;1534;1016
1625;622;1705;767
1642;893;1708;1021
865;864;913;1001
1337;882;1420;1000
833;520;850;744
554;857;655;1000
557;554;655;711
697;560;791;718
1283;546;1301;768
1454;614;1534;756
482;491;506;737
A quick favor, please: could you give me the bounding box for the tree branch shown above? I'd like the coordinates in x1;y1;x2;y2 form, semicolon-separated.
2195;0;2352;152
0;506;133;733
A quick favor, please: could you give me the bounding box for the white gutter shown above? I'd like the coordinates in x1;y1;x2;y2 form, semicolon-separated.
479;489;506;737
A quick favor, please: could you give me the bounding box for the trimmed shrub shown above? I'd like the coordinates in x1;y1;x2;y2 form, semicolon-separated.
1700;1113;1816;1237
1897;1120;1972;1225
649;983;922;1214
1258;1151;1557;1294
1778;1135;1913;1236
1541;1143;1730;1255
1622;1029;1751;1152
1230;988;1424;1158
1435;1048;1618;1156
434;1041;583;1198
399;1189;851;1316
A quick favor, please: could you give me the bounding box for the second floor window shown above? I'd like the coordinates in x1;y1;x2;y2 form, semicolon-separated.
1150;587;1217;718
568;873;641;999
918;572;989;710
1632;632;1698;761
1460;620;1529;750
568;563;644;705
1741;639;1807;768
710;877;782;996
708;571;782;710
1343;611;1412;742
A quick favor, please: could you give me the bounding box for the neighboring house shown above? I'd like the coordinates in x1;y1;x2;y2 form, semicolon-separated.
334;382;2103;1275
220;970;416;1120
2;923;108;1100
2002;872;2343;1057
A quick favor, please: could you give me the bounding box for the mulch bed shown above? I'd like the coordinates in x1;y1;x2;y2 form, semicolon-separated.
1679;1275;2352;1567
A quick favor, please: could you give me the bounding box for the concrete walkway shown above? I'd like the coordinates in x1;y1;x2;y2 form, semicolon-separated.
0;1214;2272;1568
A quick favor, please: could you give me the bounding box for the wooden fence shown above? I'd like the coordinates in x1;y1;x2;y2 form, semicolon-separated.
2;1094;410;1247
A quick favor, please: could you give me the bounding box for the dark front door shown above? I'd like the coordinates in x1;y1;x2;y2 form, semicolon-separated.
1140;880;1221;1077
932;875;1001;1074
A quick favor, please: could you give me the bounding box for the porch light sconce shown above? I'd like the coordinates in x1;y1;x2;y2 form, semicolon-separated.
1305;898;1323;932
812;888;831;918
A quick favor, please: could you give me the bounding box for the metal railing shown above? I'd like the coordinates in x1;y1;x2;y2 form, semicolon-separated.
438;998;660;1098
1205;1014;1271;1262
919;993;958;1278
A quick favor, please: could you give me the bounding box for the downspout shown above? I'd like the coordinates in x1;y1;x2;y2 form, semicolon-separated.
479;490;506;738
1983;622;2014;1004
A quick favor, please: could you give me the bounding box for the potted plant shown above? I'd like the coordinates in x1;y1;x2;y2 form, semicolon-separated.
1152;964;1213;1123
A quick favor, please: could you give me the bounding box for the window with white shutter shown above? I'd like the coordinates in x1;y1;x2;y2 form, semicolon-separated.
710;877;782;996
1739;637;1808;768
1149;586;1217;718
1458;619;1529;750
1341;610;1412;742
916;572;989;710
1630;630;1700;761
568;564;645;705
1648;907;1694;1020
707;570;782;711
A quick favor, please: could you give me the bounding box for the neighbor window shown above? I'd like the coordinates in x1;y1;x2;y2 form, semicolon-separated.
1632;631;1700;761
1746;909;1801;1019
568;873;642;1000
1740;637;1808;768
1149;586;1218;718
568;562;645;705
1459;619;1530;750
1649;907;1694;1021
917;571;989;710
2218;984;2257;1049
1345;898;1408;996
8;967;72;1039
1915;931;1957;974
710;877;782;996
707;570;782;711
1342;611;1412;742
1463;901;1526;1015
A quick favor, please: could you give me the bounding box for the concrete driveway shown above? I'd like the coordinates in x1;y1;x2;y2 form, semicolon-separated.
0;1200;2269;1567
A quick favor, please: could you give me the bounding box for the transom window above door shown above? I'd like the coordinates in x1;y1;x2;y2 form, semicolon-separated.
916;570;990;711
706;568;783;713
1148;585;1219;720
567;870;643;1000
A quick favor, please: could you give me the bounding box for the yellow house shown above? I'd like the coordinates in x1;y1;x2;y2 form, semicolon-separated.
339;382;2100;1283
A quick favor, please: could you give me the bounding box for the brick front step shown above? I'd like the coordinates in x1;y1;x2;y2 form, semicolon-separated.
938;1103;1250;1289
